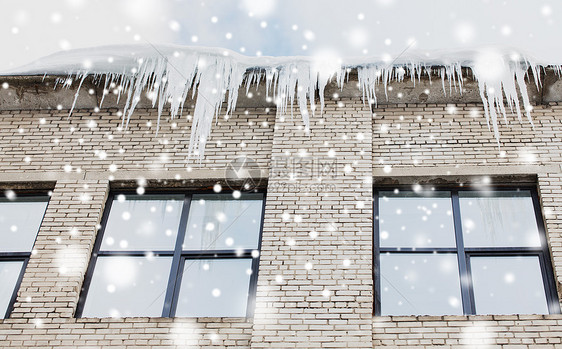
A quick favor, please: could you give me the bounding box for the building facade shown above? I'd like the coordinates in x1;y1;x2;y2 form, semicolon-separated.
0;71;561;348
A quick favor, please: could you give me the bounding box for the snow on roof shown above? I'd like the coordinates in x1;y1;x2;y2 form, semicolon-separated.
3;44;559;158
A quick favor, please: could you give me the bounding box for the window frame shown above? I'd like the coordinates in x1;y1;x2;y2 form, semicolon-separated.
0;191;50;319
0;254;29;319
373;185;560;316
76;189;266;318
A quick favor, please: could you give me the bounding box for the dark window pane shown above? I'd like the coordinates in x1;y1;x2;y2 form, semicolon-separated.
380;253;462;315
101;195;183;251
81;256;172;318
459;191;541;247
471;256;548;315
379;191;456;248
0;197;48;252
0;261;23;318
175;259;253;317
183;194;262;251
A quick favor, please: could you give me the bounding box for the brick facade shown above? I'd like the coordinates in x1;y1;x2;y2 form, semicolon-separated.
251;99;373;348
0;77;561;348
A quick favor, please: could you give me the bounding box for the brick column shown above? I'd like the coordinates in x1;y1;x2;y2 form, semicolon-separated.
251;98;373;348
11;180;109;319
538;173;562;305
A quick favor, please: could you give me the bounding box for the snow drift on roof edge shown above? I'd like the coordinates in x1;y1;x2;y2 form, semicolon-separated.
4;44;561;158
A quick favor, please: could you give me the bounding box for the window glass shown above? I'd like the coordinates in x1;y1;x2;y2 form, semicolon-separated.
470;256;548;315
80;192;264;318
81;256;172;318
183;194;262;250
175;258;253;317
101;195;183;251
0;197;48;252
380;253;462;315
459;191;541;247
0;261;24;317
379;191;456;248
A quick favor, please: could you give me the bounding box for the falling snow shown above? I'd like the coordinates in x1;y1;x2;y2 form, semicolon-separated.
3;45;559;158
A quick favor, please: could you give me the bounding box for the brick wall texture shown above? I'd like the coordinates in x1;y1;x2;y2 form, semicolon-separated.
0;89;561;348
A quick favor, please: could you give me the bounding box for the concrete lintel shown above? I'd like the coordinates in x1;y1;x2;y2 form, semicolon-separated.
0;171;85;182
0;165;551;184
373;164;558;178
0;168;269;184
85;168;268;181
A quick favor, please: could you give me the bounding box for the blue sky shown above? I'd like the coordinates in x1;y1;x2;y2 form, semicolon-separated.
0;0;560;70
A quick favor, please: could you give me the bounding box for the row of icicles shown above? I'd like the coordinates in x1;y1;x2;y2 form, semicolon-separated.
52;50;549;158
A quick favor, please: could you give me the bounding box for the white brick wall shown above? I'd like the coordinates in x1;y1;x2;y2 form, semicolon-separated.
251;98;373;348
0;85;560;347
0;107;274;174
11;180;108;319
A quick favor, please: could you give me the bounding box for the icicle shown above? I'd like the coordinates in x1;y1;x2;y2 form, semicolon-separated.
17;45;556;158
187;55;246;157
515;66;534;127
440;68;446;95
69;73;88;118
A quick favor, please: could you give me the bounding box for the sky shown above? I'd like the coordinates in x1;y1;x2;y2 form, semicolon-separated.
0;0;560;71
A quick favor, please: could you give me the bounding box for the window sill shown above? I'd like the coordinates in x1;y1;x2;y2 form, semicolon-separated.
75;316;253;322
373;314;562;321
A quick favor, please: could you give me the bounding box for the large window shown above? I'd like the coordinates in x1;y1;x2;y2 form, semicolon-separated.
374;187;560;316
0;195;49;318
76;191;264;318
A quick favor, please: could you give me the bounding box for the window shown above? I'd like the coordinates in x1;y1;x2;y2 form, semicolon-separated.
0;195;49;318
374;187;560;316
76;192;264;318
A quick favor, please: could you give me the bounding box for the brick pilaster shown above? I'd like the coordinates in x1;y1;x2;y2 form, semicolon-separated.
11;180;109;319
251;98;374;348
